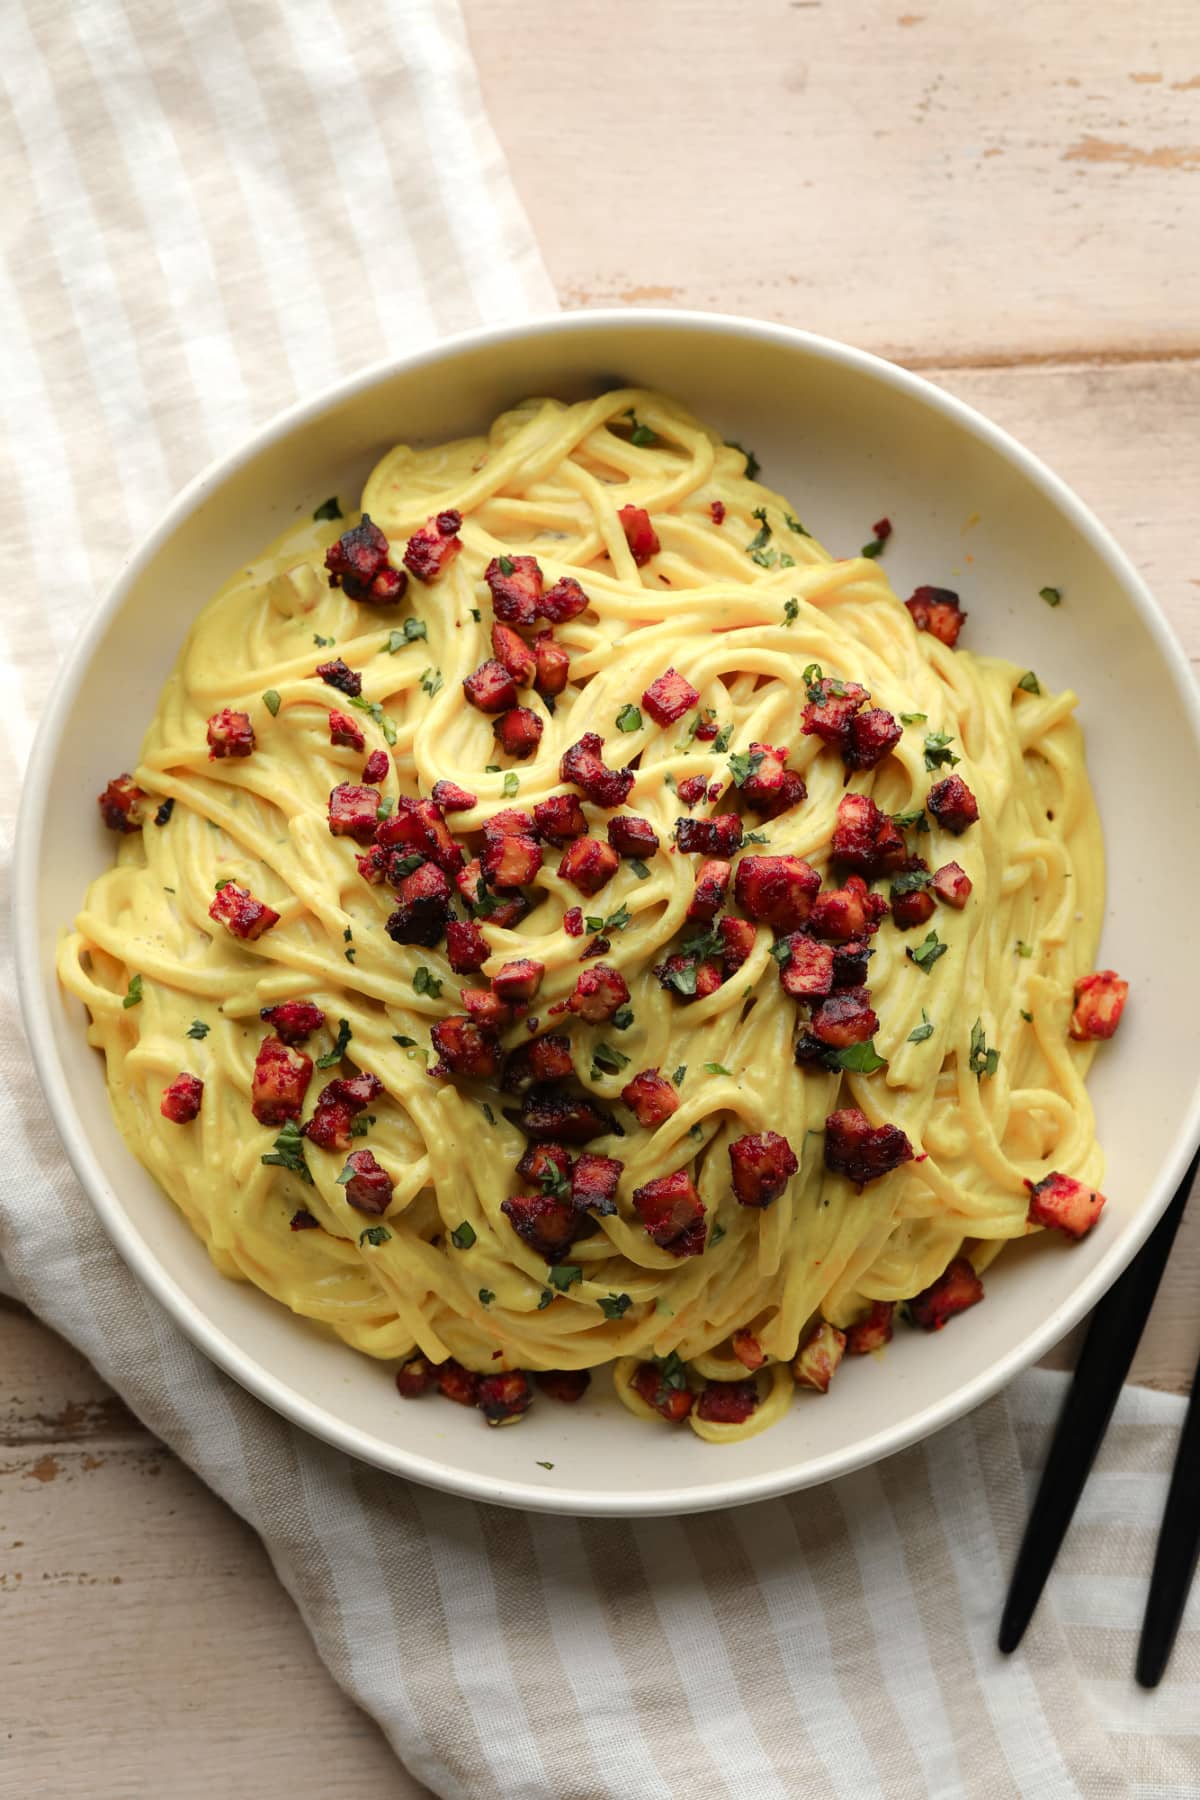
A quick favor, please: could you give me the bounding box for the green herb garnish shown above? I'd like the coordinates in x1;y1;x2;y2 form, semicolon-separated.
726;440;760;480
968;1018;1000;1080
498;555;515;576
263;689;281;717
450;1221;477;1250
591;1042;631;1077
1039;586;1062;607
316;1018;352;1070
502;772;520;798
385;619;427;651
359;1225;391;1247
899;711;927;725
313;496;342;522
419;667;443;698
728;749;765;788
413;966;442;998
479;1288;496;1306
908;1010;934;1044
615;704;642;733
186;1019;209;1039
1017;671;1040;694
548;1264;582;1292
612;1006;635;1031
923;730;960;771
123;974;143;1009
261;1119;312;1184
829;1040;888;1073
704;1061;732;1076
907;931;947;974
599;1293;632;1320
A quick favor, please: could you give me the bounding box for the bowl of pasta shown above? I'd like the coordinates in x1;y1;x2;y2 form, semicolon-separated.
17;310;1200;1514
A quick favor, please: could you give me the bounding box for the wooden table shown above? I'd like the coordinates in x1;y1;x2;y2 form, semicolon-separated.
6;3;1198;1790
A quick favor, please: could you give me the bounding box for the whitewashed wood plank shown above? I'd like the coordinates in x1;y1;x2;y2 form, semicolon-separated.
464;0;1200;363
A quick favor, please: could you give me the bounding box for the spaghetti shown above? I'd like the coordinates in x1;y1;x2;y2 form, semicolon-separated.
60;388;1123;1442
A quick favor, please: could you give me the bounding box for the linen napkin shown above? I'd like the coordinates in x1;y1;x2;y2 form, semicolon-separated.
1;3;1197;1795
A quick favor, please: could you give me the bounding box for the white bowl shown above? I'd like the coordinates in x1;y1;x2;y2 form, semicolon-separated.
16;310;1200;1515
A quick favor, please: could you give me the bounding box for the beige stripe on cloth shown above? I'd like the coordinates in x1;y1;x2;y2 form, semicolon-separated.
1;3;1197;1796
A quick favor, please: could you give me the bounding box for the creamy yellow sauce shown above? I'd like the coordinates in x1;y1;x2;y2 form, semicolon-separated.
60;389;1104;1442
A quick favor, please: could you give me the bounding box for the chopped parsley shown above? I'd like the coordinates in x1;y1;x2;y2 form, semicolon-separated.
591;1042;631;1077
186;1019;209;1040
906;931;947;974
785;514;809;537
630;859;650;881
481;1102;496;1125
498;555;515;576
391;853;423;878
313;633;335;647
537;1289;555;1310
413;966;443;998
450;1221;477;1250
316;1017;352;1070
689;1122;704;1140
899;711;927;726
261;1119;312;1184
214;877;234;891
828;1040;888;1073
122;974;143;1009
263;689;281;717
782;597;800;628
891;807;930;833
1017;671;1040;694
344;946;356;964
1039;586;1062;608
536;1460;554;1470
1015;940;1034;958
726;440;760;480
923;730;960;771
713;723;734;752
1020;1009;1034;1023
359;1225;391;1247
419;667;443;698
502;772;520;798
392;1034;417;1048
347;693;398;745
376;797;395;821
671;1065;686;1085
479;1288;496;1306
907;1009;935;1044
728;749;765;788
654;1351;689;1393
709;1222;726;1248
891;867;933;896
585;903;631;935
802;662;826;702
615;703;642;733
469;607;481;622
599;1292;632;1320
313;496;342;522
746;508;772;555
548;1264;582;1292
968;1018;1000;1080
661;962;698;997
744;830;770;844
625;409;657;447
704;1061;732;1076
385;619;427;651
612;1005;635;1031
537;1163;573;1201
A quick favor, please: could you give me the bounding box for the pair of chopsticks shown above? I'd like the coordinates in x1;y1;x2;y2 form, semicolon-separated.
999;1142;1200;1686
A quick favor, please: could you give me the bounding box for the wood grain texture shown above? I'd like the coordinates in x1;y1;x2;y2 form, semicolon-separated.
465;0;1200;364
0;1300;428;1798
11;1;1199;1791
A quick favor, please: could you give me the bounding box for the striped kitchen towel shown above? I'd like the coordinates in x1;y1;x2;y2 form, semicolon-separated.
0;2;1196;1795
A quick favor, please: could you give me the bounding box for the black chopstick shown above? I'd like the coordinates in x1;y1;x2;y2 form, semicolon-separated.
1136;1343;1200;1686
998;1142;1200;1655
